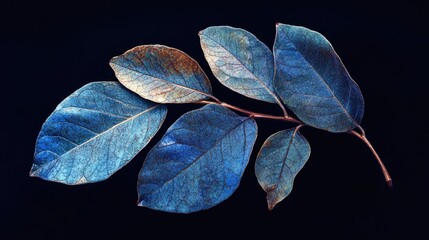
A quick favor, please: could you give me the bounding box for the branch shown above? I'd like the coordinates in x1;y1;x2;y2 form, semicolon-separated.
197;100;303;124
349;129;393;188
199;100;391;188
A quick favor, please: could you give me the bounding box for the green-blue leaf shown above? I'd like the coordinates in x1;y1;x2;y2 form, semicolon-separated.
137;104;257;213
30;82;167;185
255;127;311;210
110;45;213;103
274;23;364;132
200;26;280;104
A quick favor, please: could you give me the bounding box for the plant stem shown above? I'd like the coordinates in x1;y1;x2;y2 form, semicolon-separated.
273;96;289;117
199;100;391;187
198;100;303;124
349;129;393;188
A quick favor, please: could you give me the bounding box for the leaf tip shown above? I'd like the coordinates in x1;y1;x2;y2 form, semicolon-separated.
136;196;146;207
29;165;38;177
266;186;279;211
267;201;277;211
108;56;118;67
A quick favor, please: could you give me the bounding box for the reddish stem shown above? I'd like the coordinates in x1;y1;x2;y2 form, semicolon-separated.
198;100;303;124
349;129;393;188
199;100;391;188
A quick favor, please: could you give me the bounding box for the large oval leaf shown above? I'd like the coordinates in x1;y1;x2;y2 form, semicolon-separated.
110;45;213;103
274;23;365;132
255;127;310;210
137;104;257;213
200;26;280;104
30;82;167;185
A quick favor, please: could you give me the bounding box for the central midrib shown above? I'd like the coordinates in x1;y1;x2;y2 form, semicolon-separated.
271;130;297;193
202;34;278;101
142;117;253;199
34;104;161;173
280;29;357;126
110;61;213;99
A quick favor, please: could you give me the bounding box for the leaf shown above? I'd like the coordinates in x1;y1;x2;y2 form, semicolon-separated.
109;45;213;104
137;104;257;213
200;26;280;104
274;23;365;132
255;127;310;210
30;82;167;185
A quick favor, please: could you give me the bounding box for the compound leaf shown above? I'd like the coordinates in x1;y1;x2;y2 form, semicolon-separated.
200;26;280;104
255;127;310;210
110;45;213;103
30;81;167;185
137;104;257;213
274;23;364;132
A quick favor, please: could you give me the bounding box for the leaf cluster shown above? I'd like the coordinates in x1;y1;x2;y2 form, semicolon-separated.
31;24;390;213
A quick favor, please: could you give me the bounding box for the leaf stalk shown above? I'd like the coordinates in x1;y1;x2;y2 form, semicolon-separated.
197;100;302;124
349;129;393;188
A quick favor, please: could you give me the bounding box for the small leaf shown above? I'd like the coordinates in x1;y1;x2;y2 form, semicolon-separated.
255;127;310;210
110;45;213;103
200;26;279;103
137;104;257;213
274;23;365;132
30;82;167;185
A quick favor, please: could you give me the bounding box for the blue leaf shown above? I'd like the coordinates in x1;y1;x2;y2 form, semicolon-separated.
30;82;167;185
255;127;310;210
274;23;365;132
200;26;281;104
110;45;213;103
137;104;257;213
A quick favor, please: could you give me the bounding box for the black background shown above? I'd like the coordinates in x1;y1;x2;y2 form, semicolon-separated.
2;0;427;239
